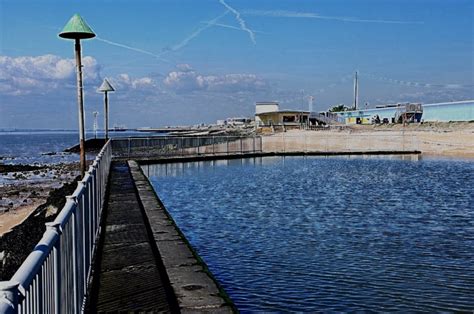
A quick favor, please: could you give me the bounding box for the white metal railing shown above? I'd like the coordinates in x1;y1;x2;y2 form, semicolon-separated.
0;140;112;314
111;136;263;159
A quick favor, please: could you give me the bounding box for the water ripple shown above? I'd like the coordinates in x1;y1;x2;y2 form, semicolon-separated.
146;156;474;312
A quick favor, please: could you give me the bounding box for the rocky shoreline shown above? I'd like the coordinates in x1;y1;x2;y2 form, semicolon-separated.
0;175;79;280
0;161;82;280
0;163;79;217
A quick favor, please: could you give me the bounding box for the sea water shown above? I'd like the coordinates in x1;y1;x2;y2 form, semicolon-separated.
145;156;474;312
0;130;155;164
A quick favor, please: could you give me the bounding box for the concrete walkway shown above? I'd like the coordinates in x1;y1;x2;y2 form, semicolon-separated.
129;161;233;313
87;161;178;312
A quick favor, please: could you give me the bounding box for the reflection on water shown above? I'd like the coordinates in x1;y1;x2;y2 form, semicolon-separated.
145;156;474;312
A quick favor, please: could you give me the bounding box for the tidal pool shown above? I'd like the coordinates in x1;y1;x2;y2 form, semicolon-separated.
145;156;474;312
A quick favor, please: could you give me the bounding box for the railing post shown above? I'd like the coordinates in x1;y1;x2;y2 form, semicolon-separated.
212;136;215;155
46;222;62;314
305;132;307;153
253;136;256;153
128;138;131;158
226;138;229;155
283;132;285;153
0;281;19;313
240;137;243;154
66;195;79;312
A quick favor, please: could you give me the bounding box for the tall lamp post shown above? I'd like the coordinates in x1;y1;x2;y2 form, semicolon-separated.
59;14;96;177
98;79;115;141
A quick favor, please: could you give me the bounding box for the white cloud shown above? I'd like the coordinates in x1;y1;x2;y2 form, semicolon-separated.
111;73;157;90
176;63;194;72
0;54;160;97
0;54;100;95
163;67;266;93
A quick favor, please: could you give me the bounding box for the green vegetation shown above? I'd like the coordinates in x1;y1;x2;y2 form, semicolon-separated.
328;104;351;112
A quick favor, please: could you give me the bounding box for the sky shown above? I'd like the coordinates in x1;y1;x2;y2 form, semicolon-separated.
0;0;473;129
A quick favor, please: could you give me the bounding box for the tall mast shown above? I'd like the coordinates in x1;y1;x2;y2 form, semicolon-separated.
353;71;359;110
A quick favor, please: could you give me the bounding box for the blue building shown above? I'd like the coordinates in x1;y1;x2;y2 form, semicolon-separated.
336;100;474;124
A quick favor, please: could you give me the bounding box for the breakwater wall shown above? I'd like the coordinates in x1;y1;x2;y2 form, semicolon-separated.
128;161;235;312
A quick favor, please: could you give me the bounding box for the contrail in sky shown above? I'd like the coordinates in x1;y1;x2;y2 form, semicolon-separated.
219;0;257;44
242;10;424;25
363;73;473;89
96;12;229;60
168;11;229;53
201;21;266;34
95;37;170;63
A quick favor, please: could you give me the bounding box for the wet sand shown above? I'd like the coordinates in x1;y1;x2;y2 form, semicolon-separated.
0;163;80;236
0;201;45;236
0;166;79;280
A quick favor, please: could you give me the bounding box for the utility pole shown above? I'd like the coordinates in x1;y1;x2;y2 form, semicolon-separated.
353;71;359;110
308;96;314;128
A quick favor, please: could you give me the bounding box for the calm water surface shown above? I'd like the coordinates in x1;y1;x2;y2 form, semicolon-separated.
0;130;155;164
145;156;474;312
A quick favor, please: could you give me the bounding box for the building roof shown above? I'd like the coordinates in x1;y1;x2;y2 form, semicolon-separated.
256;101;279;105
256;110;309;115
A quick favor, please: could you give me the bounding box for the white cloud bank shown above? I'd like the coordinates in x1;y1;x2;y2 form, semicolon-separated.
164;64;266;92
0;55;163;96
0;55;271;128
0;54;100;95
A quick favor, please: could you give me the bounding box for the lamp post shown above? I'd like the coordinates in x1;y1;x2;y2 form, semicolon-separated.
93;111;99;139
59;14;96;177
98;79;115;141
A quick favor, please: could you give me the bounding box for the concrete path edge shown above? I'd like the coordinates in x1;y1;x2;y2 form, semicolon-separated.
128;160;236;313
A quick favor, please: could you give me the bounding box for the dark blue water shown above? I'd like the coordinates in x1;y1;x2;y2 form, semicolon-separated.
145;156;474;312
0;130;157;164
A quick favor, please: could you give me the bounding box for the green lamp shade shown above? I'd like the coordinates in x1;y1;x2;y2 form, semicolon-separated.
99;79;115;92
59;14;96;40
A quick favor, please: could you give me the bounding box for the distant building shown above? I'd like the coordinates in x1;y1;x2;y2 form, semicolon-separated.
217;117;252;126
256;102;279;115
255;102;309;131
335;100;474;124
226;117;252;126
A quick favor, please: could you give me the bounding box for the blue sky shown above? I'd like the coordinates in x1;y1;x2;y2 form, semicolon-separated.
1;0;473;129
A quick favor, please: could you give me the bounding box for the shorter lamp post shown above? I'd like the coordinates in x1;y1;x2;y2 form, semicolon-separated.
98;79;115;141
93;111;99;139
59;14;96;177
